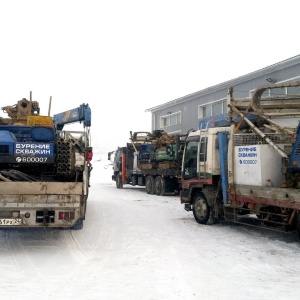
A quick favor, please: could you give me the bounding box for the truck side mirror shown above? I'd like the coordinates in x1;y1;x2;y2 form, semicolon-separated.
108;151;113;161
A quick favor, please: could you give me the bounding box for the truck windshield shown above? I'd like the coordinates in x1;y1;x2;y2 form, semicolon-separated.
183;140;198;180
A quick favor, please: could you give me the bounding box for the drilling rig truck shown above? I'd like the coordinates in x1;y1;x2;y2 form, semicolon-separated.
0;94;92;229
180;81;300;238
108;130;186;196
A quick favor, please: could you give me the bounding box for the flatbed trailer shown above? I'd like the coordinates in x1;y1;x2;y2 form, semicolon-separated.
109;131;186;196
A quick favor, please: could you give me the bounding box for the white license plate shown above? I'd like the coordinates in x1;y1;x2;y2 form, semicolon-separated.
0;218;22;226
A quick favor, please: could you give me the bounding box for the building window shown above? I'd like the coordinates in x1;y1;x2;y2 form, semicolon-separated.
160;112;181;128
253;79;300;98
261;87;287;98
212;102;223;115
168;130;181;135
198;99;226;119
288;86;300;95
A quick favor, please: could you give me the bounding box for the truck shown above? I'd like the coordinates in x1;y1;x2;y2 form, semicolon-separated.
108;130;186;196
180;81;300;238
0;94;92;229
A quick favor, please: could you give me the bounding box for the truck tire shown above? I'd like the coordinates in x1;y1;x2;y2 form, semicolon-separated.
160;177;166;196
154;176;162;196
131;175;137;186
154;176;166;196
72;219;84;230
116;175;123;189
145;175;155;194
192;191;210;224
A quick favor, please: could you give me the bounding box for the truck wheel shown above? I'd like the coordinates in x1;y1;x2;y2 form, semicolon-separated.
131;175;137;186
160;177;166;196
192;192;210;224
72;219;84;230
145;175;154;194
116;175;123;189
154;176;163;196
154;176;166;196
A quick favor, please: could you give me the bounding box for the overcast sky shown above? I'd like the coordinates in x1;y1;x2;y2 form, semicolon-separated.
0;0;299;149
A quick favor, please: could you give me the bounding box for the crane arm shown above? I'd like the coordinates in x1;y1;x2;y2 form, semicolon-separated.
52;103;91;130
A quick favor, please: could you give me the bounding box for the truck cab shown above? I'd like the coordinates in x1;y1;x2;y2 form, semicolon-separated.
182;128;229;183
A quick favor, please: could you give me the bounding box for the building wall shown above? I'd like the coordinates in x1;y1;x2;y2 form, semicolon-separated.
147;55;300;135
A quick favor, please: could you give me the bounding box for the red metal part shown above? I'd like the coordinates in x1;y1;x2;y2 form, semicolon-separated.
85;149;93;162
181;178;213;189
228;192;300;210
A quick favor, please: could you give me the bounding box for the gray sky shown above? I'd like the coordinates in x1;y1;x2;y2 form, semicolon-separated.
0;0;299;147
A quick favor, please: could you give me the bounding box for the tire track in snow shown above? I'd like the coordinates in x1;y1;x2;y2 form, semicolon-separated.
60;230;96;264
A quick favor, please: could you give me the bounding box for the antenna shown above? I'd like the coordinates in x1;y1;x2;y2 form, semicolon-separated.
48;96;52;116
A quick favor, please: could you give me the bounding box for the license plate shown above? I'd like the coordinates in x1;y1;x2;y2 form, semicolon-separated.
0;218;22;226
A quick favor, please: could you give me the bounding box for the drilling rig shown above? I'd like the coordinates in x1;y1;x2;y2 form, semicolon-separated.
0;93;92;229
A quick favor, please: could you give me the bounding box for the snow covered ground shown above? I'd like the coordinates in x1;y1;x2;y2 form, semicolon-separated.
0;159;300;300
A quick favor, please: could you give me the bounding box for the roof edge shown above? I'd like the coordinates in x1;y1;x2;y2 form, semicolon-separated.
145;54;300;113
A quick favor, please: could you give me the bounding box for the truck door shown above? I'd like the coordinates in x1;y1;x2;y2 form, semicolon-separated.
183;138;199;180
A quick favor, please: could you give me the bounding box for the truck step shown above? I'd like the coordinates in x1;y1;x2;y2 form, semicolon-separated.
184;204;192;211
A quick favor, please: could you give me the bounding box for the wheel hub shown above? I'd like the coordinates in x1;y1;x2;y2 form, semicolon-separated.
195;199;207;219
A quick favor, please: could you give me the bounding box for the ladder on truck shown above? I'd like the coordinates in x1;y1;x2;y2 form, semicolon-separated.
199;122;208;180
